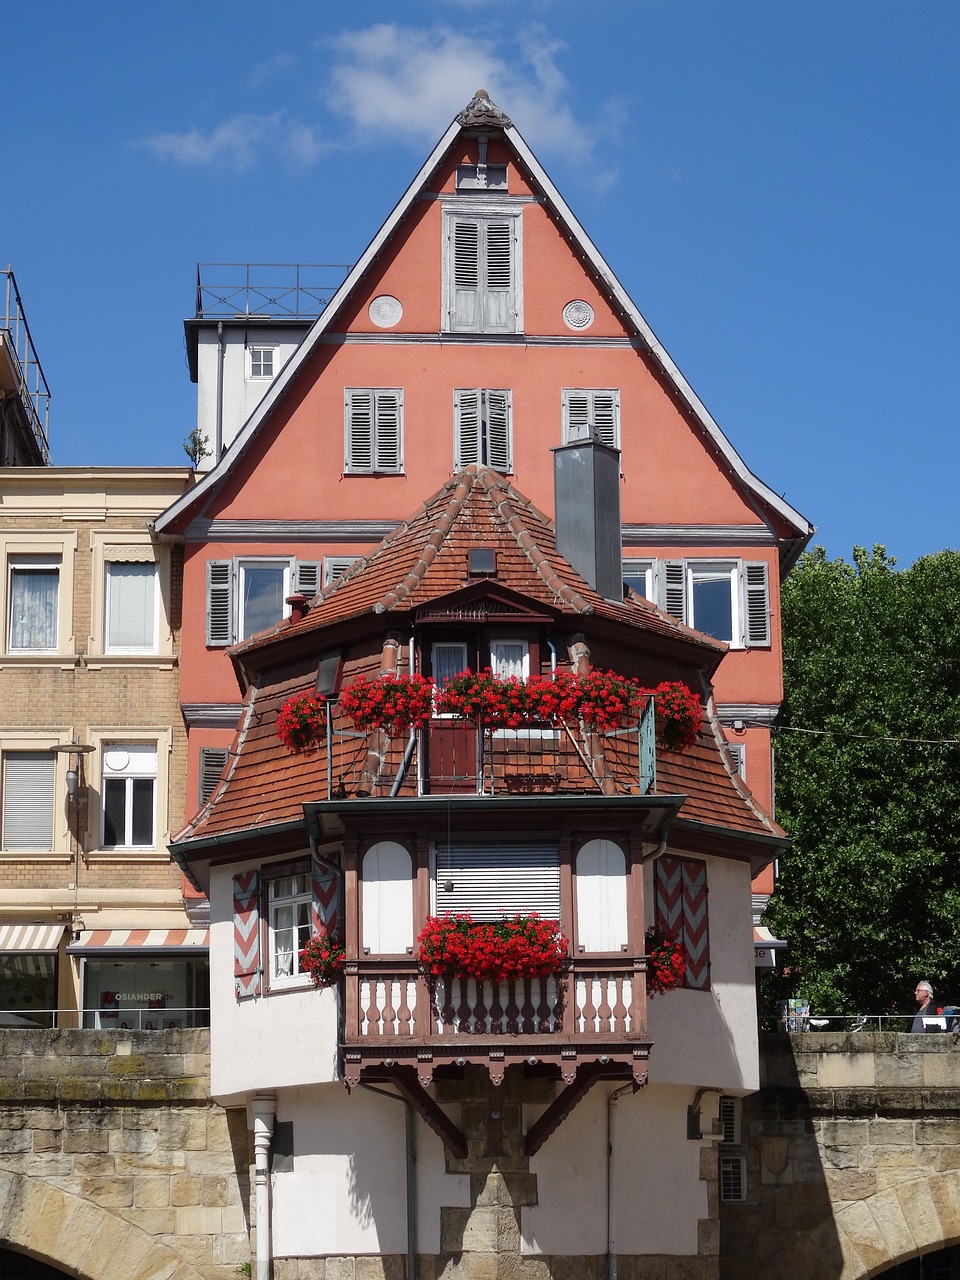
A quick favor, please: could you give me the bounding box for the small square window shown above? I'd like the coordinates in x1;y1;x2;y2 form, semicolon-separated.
248;346;276;379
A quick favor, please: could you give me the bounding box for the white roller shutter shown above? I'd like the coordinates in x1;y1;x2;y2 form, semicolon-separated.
435;841;560;920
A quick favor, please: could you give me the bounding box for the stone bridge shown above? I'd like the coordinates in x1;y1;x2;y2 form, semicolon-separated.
721;1031;960;1279
0;1028;249;1280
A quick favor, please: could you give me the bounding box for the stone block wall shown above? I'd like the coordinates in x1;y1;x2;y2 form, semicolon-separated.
0;1028;250;1280
720;1031;960;1280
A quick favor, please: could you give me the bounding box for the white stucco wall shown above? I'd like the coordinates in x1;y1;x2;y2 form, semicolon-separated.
209;861;340;1102
645;853;760;1092
195;326;307;459
523;1083;706;1256
271;1084;470;1257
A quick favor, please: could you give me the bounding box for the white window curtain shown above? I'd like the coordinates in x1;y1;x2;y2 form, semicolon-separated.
9;559;58;650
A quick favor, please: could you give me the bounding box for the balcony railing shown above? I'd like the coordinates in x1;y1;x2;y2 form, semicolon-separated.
342;956;648;1087
1;267;51;462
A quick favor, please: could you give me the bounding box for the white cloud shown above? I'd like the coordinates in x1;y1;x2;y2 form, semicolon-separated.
138;111;330;171
322;23;619;176
250;52;299;86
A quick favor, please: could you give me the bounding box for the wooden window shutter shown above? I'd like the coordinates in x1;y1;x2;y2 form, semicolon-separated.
563;391;591;442
452;220;481;330
483;221;513;331
654;855;710;990
663;561;687;622
198;747;229;805
592;391;619;449
485;391;512;472
743;561;771;647
206;560;234;647
294;561;322;598
311;856;339;936
454;389;481;467
373;391;402;472
345;390;374;472
233;869;261;999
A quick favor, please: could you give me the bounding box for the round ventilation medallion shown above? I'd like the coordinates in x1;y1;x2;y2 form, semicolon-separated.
369;295;403;328
563;300;595;331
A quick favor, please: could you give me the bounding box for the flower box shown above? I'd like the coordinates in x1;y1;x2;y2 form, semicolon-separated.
416;912;569;982
644;924;686;995
299;929;345;987
339;672;436;737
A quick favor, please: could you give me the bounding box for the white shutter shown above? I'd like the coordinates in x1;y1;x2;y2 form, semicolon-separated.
198;747;229;805
575;839;628;953
483;221;513;331
455;389;481;467
592;391;619;448
2;752;55;850
294;561;322;598
346;390;374;472
743;562;771;647
563;391;591;442
362;842;414;954
452;220;481;330
485;391;512;472
435;842;560;920
323;557;360;588
206;560;234;647
373;391;402;472
663;561;687;622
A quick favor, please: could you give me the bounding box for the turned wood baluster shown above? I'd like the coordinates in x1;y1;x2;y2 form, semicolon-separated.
520;978;536;1034
504;978;520;1033
612;973;628;1034
597;973;614;1034
581;974;599;1034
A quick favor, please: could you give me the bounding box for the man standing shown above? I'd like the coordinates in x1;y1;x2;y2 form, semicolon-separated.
911;981;939;1031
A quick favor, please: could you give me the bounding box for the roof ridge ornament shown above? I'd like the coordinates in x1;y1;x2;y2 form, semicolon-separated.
457;89;512;130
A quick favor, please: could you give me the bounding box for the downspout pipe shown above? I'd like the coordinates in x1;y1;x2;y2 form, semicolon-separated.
251;1095;276;1280
606;1082;634;1280
360;1083;417;1280
215;320;225;462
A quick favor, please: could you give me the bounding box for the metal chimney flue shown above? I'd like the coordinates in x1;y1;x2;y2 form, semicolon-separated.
553;439;623;601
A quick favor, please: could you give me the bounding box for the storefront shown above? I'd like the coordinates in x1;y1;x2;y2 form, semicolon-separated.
67;928;209;1029
0;924;63;1027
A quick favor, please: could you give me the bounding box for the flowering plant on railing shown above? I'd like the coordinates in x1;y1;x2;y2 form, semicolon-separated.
276;693;326;755
299;929;345;987
573;669;647;731
339;672;436;737
433;669;532;726
416;912;570;982
644;924;686;996
651;681;701;751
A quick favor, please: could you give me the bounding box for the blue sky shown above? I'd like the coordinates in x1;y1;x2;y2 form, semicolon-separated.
4;1;957;567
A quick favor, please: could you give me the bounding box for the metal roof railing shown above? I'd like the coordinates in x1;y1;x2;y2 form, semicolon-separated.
1;267;51;462
194;262;352;320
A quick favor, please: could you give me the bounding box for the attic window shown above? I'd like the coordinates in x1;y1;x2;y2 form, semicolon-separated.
457;164;508;191
469;548;496;577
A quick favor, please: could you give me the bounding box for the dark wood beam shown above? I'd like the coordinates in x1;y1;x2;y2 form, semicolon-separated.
524;1063;635;1156
365;1065;468;1158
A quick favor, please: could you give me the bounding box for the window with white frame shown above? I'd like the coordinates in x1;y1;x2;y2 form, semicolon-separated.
268;870;313;982
8;556;59;652
454;389;512;472
105;560;158;653
1;751;55;851
562;390;620;448
248;346;276;379
490;639;529;679
101;744;156;849
206;558;321;646
623;558;771;649
344;389;403;474
444;206;521;333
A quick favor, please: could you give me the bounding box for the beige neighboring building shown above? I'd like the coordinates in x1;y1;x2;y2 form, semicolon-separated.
0;467;207;1029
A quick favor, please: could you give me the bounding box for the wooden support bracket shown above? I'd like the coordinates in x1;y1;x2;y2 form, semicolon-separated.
524;1062;633;1156
366;1065;468;1159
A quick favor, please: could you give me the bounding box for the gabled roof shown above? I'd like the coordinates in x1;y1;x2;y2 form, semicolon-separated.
228;464;724;678
153;92;812;558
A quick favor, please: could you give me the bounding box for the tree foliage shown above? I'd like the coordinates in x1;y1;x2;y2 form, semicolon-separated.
765;546;960;1015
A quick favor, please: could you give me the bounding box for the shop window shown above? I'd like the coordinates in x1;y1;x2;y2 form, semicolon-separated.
82;954;209;1029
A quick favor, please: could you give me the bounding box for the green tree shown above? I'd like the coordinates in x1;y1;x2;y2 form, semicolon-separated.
765;546;960;1015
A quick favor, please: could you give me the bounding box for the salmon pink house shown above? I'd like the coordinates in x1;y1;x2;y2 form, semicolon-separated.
156;91;811;1278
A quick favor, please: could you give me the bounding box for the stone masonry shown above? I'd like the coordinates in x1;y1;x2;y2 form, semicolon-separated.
720;1031;960;1279
0;1027;250;1279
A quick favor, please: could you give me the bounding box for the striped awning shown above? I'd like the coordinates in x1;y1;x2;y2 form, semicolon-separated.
753;925;787;950
0;923;65;953
67;928;209;956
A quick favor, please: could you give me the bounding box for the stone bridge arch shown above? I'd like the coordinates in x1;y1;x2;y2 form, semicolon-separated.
0;1166;207;1280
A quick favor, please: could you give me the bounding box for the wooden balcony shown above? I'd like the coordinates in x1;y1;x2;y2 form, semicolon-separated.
341;955;651;1089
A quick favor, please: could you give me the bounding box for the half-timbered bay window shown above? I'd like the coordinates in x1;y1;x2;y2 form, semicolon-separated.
206;558;321;646
443;206;521;333
561;390;620;449
454;389;512;472
344;389;403;474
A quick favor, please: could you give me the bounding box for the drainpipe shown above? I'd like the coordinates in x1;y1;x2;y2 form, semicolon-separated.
251;1095;276;1280
606;1082;633;1280
360;1083;417;1280
547;637;557;679
215;320;225;462
389;635;419;797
